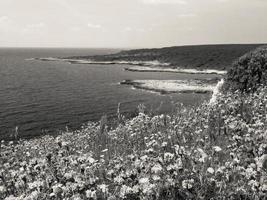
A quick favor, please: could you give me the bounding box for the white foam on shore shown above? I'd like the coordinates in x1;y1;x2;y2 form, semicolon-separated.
33;57;170;66
209;79;224;104
125;66;227;75
126;80;217;93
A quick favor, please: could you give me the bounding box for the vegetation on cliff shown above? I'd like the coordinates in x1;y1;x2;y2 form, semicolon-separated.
68;44;262;70
225;45;267;92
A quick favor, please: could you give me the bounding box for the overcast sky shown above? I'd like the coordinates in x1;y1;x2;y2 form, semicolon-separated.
0;0;266;48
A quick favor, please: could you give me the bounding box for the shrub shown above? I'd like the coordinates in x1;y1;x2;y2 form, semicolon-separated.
225;46;267;93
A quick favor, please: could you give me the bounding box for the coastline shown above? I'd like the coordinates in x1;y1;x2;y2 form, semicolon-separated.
124;66;227;75
120;79;218;94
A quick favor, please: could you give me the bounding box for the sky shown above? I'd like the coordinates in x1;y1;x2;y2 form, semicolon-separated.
0;0;266;48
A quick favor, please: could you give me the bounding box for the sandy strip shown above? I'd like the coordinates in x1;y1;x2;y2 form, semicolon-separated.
124;66;227;75
120;79;217;94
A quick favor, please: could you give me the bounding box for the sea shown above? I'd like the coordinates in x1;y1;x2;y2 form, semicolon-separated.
0;48;219;139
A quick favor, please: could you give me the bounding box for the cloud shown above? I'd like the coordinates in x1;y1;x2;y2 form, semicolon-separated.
0;16;9;23
87;23;102;29
123;27;133;32
22;22;46;34
27;22;45;29
178;13;197;18
142;0;187;5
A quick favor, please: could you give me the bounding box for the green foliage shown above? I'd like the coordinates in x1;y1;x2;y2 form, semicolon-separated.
225;46;267;92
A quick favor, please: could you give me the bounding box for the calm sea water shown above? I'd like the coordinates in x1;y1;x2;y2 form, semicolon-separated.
0;48;218;139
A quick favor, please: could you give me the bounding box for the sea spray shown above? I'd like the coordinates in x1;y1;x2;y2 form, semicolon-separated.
209;79;224;105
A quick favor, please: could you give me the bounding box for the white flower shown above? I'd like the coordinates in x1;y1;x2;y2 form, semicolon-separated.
256;154;267;171
64;172;73;180
87;157;96;164
140;155;148;161
207;167;215;174
143;183;155;195
98;184;109;194
182;179;194;189
86;190;97;199
139;177;150;184
114;175;124;184
197;148;208;163
0;186;6;193
119;185;133;198
151;163;162;174
161;142;168;147
213;146;222;152
152;175;161;181
164;152;174;162
248;180;259;191
260;183;267;192
52;184;63;195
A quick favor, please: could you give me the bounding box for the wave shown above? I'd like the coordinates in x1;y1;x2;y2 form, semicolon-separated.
209;79;224;104
120;79;217;94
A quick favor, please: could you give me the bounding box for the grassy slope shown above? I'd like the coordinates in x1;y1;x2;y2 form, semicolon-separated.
1;86;266;200
69;44;263;70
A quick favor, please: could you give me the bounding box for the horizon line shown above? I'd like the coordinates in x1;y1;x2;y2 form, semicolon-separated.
0;42;265;50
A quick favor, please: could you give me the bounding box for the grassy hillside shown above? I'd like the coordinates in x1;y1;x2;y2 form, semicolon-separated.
1;46;267;200
68;44;263;70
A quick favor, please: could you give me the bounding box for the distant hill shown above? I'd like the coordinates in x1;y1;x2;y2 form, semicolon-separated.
68;44;263;70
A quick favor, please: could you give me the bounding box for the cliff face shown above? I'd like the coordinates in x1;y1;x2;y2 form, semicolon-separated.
68;44;263;70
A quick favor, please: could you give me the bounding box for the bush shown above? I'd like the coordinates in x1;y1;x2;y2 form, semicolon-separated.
225;46;267;93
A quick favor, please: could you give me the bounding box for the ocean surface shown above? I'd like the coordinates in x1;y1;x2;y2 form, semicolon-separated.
0;48;219;139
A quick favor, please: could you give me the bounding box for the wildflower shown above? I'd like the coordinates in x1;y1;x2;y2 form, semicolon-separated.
152;175;161;181
197;148;208;163
64;172;74;180
161;142;168;147
140;155;148;161
248;180;259;191
182;179;194;189
0;185;6;194
114;175;124;184
25;190;39;200
213;146;222;152
260;183;267;192
245;167;256;179
28;180;44;190
119;185;133;198
62;141;69;147
52;184;63;196
139;177;150;184
256;154;267;171
207;167;215;174
143;183;156;195
87;156;96;164
151;163;162;174
86;189;97;199
98;184;109;194
164;152;174;162
5;195;17;200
